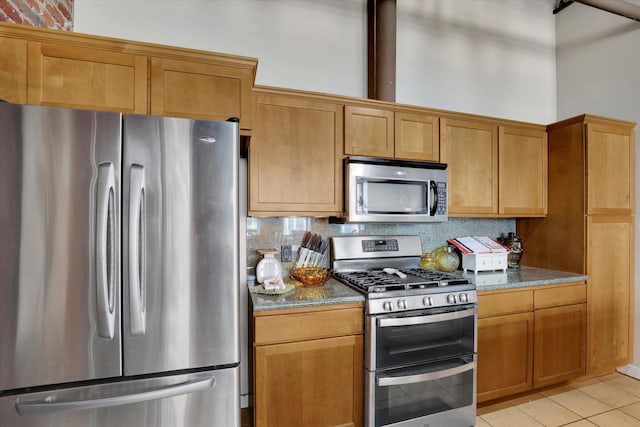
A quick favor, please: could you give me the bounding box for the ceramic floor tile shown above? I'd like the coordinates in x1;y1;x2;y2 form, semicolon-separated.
475;416;492;427
600;374;640;398
576;381;640;408
587;409;640;427
618;401;640;420
480;406;545;427
517;396;582;427
562;421;597;426
545;388;613;418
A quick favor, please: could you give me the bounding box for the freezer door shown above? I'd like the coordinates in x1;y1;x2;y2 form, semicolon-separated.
122;115;240;375
0;104;123;391
0;367;239;427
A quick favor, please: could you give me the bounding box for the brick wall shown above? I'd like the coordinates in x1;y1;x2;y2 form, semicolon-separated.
0;0;74;31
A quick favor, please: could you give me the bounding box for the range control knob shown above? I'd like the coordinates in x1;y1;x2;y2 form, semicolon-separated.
447;294;458;304
423;296;434;307
382;301;394;312
459;293;469;303
397;299;408;310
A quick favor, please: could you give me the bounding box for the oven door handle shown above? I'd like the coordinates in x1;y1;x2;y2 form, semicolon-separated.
378;307;477;328
377;361;476;387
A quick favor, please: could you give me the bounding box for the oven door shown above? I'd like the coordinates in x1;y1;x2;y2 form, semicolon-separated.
367;305;477;371
366;355;476;427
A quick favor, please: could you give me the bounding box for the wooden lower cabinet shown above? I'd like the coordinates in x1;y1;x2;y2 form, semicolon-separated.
587;216;634;374
478;283;587;403
478;312;534;402
534;304;586;388
253;304;363;427
254;335;363;427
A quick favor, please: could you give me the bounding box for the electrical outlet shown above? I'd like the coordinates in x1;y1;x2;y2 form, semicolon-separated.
281;245;292;262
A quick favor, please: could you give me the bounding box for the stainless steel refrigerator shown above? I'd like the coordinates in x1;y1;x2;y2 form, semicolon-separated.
0;103;240;427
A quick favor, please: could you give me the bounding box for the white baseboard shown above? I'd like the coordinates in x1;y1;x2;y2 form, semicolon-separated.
617;364;640;380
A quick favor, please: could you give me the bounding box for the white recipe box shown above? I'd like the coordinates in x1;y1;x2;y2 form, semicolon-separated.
461;252;508;273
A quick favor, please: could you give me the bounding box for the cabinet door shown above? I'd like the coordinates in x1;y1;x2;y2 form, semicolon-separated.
254;335;363;427
477;312;533;402
441;118;498;215
0;36;27;103
344;105;394;157
27;42;148;113
534;304;586;388
249;94;343;216
586;123;635;215
499;126;548;216
150;57;254;129
395;112;439;161
587;215;634;374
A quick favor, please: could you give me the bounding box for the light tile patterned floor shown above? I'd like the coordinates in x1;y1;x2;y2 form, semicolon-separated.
477;373;640;427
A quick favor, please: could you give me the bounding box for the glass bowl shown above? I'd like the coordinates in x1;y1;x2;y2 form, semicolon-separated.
290;267;331;286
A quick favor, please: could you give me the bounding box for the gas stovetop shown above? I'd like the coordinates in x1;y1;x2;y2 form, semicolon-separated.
330;235;476;314
334;268;470;293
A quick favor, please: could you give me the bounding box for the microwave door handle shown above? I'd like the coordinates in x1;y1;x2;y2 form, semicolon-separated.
378;307;477;328
356;179;368;214
429;181;438;216
377;361;476;387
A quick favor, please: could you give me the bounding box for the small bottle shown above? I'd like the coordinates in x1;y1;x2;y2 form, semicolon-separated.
256;249;283;284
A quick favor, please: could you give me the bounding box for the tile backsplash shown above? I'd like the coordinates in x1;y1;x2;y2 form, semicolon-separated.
246;217;515;274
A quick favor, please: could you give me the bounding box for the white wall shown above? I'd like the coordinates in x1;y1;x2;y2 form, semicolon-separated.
74;0;368;97
556;3;640;371
74;0;556;124
396;0;556;123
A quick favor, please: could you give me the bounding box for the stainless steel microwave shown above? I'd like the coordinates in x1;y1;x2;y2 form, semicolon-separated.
340;156;448;223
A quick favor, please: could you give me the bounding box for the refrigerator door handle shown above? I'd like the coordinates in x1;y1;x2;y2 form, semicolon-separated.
129;164;146;336
96;162;116;339
14;375;216;416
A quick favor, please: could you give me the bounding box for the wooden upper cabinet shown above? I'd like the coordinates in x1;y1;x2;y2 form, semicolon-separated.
27;42;148;113
249;91;343;216
344;105;394;157
0;36;27;103
150;57;255;130
586;122;635;215
441;117;498;215
395;112;439;161
499;126;548;216
344;105;440;161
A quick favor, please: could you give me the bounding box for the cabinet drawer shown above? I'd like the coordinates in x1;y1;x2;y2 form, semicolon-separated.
254;306;363;345
534;283;586;309
478;290;533;318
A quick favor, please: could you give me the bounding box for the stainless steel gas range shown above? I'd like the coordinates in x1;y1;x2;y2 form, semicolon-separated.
331;235;477;427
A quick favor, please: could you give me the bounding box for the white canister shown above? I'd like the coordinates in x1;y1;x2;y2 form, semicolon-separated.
256;248;283;284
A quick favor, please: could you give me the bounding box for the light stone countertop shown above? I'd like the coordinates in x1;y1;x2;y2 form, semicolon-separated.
250;266;587;311
250;278;364;312
465;266;588;292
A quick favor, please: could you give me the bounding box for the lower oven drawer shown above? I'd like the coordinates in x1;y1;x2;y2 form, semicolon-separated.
366;356;476;427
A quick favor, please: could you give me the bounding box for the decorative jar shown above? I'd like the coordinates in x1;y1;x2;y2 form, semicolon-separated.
434;246;460;272
500;232;524;269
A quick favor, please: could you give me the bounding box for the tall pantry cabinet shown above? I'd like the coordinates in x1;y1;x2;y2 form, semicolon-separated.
517;114;635;376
